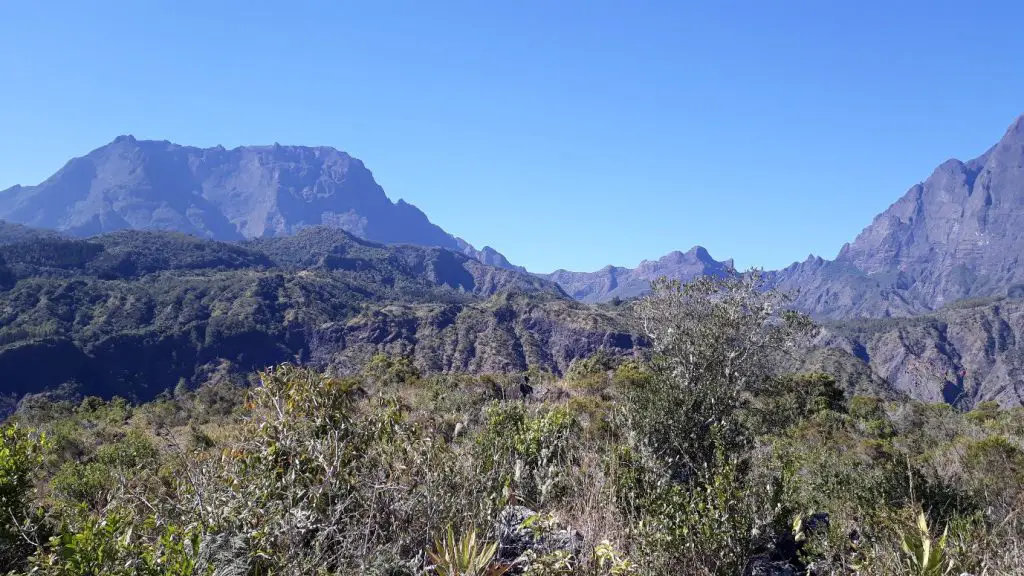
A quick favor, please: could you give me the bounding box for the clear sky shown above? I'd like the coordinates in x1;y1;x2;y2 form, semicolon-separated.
1;1;1023;273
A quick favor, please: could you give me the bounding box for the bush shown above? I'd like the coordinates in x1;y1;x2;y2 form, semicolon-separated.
746;372;845;434
477;403;580;508
1;424;49;572
27;512;203;576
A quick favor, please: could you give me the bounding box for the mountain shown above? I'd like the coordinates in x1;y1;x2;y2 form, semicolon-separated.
819;294;1024;408
543;246;735;303
769;115;1024;319
0;226;635;403
0;136;520;270
544;115;1024;316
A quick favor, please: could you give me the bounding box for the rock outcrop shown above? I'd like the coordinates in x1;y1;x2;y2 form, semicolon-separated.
494;506;584;572
822;296;1024;408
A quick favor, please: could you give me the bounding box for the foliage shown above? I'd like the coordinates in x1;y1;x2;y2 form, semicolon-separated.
3;273;1024;575
477;403;580;508
899;511;952;576
427;525;510;576
629;273;813;476
27;512;204;576
745;372;846;434
0;425;49;571
593;540;637;575
364;352;421;388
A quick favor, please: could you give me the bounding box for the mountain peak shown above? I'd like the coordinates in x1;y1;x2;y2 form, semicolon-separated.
771;112;1024;319
1006;113;1024;137
544;245;734;303
0;138;520;271
992;113;1024;152
687;245;716;263
656;250;686;263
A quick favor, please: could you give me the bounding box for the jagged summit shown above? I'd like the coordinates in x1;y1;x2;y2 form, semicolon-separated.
543;245;734;303
769;113;1024;318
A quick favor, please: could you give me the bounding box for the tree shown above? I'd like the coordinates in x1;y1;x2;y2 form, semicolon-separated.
628;272;813;475
362;353;421;388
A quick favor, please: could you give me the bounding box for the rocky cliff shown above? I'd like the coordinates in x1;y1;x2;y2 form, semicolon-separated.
0;137;518;269
0;226;632;402
771;115;1024;319
821;296;1024;408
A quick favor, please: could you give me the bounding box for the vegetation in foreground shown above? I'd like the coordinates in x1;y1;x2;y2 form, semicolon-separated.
2;276;1023;575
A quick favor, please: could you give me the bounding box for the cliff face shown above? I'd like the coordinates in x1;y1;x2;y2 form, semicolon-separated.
820;296;1024;408
0;137;518;268
0;227;631;403
771;115;1024;319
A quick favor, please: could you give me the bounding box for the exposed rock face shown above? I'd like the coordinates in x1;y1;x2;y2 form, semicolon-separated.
543;246;734;303
0;137;518;269
822;296;1024;408
311;295;639;377
771;115;1024;319
494;506;584;572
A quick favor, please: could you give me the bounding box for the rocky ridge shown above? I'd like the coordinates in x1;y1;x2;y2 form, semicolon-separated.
0;137;519;270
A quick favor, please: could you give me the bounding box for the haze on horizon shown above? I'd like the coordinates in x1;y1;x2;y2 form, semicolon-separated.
2;0;1023;273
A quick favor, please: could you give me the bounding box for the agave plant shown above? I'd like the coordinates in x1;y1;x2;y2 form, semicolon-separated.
901;511;953;576
427;525;512;576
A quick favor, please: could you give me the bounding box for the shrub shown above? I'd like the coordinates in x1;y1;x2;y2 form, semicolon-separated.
477;403;580;508
1;424;49;571
965;401;1000;425
27;512;204;576
427;525;510;576
746;372;846;433
629;273;812;476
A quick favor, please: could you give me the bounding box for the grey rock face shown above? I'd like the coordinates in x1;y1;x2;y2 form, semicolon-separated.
771;114;1024;319
311;296;639;378
745;557;796;576
543;246;735;303
0;136;518;269
493;505;584;571
822;296;1024;408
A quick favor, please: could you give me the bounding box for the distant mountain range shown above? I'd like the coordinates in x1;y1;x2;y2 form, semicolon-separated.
3;117;1022;316
542;247;734;303
0;136;520;271
545;114;1024;318
3;115;1024;408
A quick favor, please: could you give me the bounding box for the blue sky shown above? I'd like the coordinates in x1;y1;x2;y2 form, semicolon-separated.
1;1;1023;273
